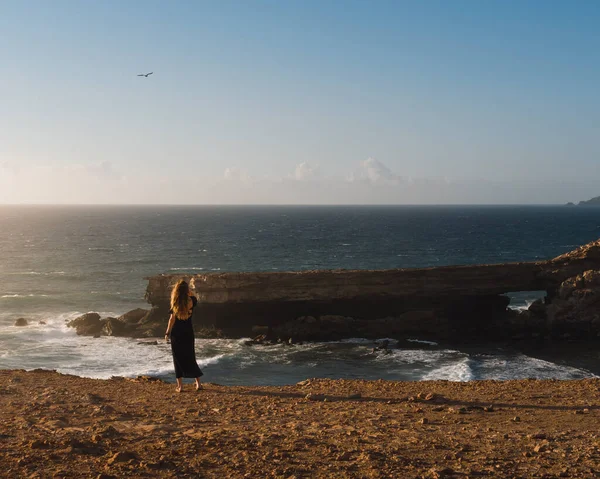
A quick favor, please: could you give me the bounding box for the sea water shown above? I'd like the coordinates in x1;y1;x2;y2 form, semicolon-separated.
1;205;600;384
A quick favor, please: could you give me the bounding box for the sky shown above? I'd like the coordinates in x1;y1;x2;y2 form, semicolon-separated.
0;0;599;204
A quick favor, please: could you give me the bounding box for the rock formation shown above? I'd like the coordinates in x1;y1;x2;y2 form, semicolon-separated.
70;239;600;342
67;312;157;338
67;313;104;337
141;239;600;341
577;195;600;206
524;269;600;339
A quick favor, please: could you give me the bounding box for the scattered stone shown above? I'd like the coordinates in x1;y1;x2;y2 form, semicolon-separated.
512;416;521;422
96;425;120;438
417;391;436;401
14;318;28;327
427;467;456;478
335;451;352;461
449;407;467;415
136;375;162;382
106;451;137;465
305;393;325;402
45;419;68;429
533;442;549;453
83;393;104;404
29;439;49;449
4;368;600;478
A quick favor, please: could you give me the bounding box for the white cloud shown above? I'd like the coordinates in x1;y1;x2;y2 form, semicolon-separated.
0;161;129;204
224;163;318;183
223;167;252;183
347;157;402;185
0;160;20;174
292;162;318;181
1;158;596;205
77;160;119;178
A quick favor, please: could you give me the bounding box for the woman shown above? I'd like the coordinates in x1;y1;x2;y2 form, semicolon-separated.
165;280;203;392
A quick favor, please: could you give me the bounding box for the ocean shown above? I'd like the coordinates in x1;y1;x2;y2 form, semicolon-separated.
1;205;600;385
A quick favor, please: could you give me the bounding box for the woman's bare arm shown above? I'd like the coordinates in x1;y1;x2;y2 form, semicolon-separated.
165;314;176;339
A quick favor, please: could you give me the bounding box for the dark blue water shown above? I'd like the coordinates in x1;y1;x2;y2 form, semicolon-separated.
1;205;599;383
1;205;599;313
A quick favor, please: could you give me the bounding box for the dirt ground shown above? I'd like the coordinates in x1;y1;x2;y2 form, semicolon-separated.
1;369;600;478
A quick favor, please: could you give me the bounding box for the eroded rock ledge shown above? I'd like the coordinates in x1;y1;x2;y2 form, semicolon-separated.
71;239;600;342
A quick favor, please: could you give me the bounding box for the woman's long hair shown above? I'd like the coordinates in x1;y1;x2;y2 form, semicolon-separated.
170;280;190;319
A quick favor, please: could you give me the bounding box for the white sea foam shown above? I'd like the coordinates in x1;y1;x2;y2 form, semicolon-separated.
0;311;597;385
508;299;537;312
169;267;205;271
7;271;66;276
338;338;378;345
407;338;439;346
1;293;50;299
198;354;227;368
474;354;596;381
420;352;596;382
422;358;475;381
385;348;462;365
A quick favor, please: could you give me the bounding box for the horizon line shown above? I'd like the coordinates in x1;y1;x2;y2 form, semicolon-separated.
0;203;584;207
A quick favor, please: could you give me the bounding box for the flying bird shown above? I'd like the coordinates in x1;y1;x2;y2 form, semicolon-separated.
137;72;153;77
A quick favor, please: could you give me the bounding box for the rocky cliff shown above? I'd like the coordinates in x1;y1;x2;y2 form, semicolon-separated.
577;196;600;206
67;239;600;342
132;239;600;342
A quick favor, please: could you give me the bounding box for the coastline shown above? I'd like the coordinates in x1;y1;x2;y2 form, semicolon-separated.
2;370;600;478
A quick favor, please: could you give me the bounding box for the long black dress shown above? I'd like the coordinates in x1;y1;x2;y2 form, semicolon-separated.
170;296;203;379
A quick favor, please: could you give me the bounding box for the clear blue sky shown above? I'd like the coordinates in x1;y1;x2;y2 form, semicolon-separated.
1;1;599;204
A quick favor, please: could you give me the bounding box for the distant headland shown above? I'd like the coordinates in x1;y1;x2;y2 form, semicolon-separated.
566;196;600;206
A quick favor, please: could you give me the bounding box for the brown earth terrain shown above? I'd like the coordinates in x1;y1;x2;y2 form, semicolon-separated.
1;370;600;478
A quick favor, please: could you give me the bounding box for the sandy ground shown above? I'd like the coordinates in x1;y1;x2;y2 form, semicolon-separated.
1;370;600;478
